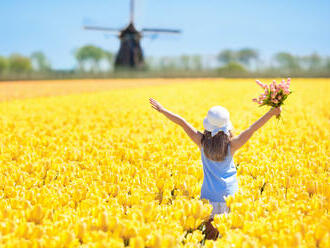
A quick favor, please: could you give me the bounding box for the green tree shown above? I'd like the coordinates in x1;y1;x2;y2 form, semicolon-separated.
325;57;330;71
0;56;8;74
103;50;114;71
217;62;247;76
217;49;236;65
180;55;190;70
145;56;156;70
303;52;322;71
237;48;259;66
191;55;203;70
159;57;167;70
75;45;105;72
274;52;300;72
30;51;51;72
8;54;32;74
159;56;177;71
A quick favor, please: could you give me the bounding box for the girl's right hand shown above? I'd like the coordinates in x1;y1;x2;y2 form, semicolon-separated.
149;98;165;112
270;107;282;117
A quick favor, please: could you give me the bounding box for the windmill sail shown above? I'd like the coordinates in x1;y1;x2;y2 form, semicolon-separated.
142;28;181;34
130;0;135;24
84;26;120;34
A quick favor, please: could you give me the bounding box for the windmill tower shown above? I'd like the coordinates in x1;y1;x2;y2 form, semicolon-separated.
84;0;181;70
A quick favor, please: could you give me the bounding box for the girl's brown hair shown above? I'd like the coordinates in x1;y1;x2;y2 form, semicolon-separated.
201;130;233;161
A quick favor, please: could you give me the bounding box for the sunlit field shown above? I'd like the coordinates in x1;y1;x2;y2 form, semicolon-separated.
0;78;329;247
0;78;198;101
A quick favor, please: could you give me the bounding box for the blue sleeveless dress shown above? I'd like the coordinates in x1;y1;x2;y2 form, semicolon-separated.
200;143;239;203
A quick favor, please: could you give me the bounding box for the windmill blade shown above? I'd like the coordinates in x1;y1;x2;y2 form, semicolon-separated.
103;33;120;39
143;33;159;39
84;26;120;33
141;28;181;34
130;0;135;24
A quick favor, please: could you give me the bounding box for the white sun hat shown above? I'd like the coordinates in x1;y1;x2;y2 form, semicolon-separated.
203;106;233;137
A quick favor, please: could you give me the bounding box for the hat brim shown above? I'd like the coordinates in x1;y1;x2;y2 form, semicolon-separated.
203;117;218;132
203;117;233;131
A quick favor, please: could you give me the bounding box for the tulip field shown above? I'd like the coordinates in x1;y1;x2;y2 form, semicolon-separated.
0;78;329;247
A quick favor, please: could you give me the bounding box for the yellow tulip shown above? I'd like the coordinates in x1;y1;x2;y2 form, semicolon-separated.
129;236;144;248
183;202;191;216
75;221;87;240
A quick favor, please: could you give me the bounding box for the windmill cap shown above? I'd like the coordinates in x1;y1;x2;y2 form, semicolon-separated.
203;106;233;132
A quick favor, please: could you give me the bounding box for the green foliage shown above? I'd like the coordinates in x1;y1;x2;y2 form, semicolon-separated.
31;51;51;72
8;54;32;74
75;45;104;72
217;49;236;64
274;52;300;72
103;51;114;64
237;48;259;66
217;62;247;76
75;45;114;72
0;56;8;74
302;52;322;71
217;48;259;67
191;55;203;70
75;45;104;62
326;57;330;71
180;54;190;70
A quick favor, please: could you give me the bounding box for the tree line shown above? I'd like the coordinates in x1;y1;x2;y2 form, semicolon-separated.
0;46;114;76
0;45;329;79
0;52;51;75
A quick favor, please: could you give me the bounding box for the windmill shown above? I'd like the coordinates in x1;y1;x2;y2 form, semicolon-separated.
84;0;181;70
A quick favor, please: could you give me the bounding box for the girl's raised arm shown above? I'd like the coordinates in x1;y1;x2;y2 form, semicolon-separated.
230;107;281;155
149;98;203;147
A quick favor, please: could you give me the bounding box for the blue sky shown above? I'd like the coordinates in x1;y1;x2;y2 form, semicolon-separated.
0;0;329;69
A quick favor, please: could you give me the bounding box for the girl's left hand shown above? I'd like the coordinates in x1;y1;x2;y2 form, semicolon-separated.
270;106;282;118
149;98;164;112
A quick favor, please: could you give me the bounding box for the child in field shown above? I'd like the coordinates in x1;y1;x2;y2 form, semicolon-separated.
149;98;281;239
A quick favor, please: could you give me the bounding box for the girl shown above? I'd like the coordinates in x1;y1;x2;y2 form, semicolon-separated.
149;98;281;239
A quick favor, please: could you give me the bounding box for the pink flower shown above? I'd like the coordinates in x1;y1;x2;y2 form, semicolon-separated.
252;98;258;102
273;80;277;87
256;80;266;89
270;84;275;93
278;82;285;90
276;87;281;94
273;99;279;104
271;86;278;95
271;92;276;99
284;89;290;95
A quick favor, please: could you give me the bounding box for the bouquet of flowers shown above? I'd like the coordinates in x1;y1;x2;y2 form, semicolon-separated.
253;78;292;119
